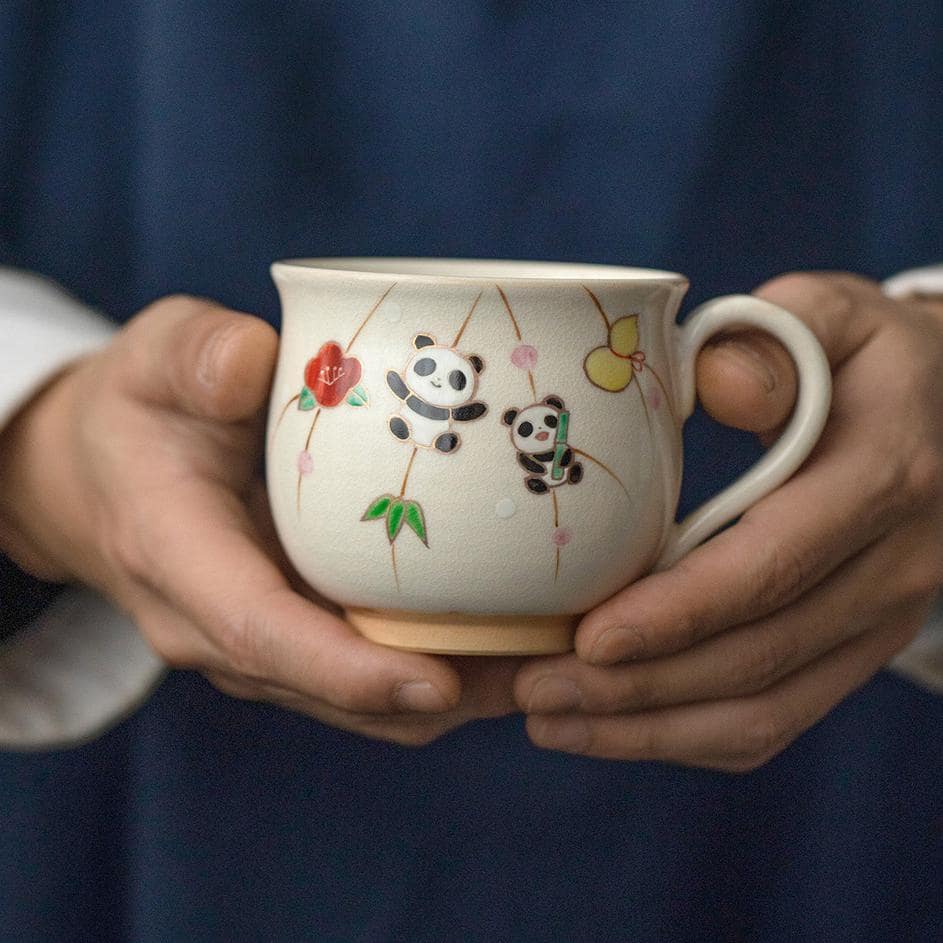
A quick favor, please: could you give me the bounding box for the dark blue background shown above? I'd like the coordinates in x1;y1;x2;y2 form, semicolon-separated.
1;2;941;940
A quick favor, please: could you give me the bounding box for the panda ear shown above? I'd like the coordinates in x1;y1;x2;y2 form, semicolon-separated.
469;355;484;374
502;409;518;426
543;395;564;410
414;334;436;349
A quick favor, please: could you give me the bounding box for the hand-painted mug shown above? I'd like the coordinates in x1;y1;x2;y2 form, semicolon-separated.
266;259;831;655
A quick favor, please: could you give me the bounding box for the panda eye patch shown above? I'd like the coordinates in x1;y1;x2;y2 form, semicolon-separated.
544;414;558;428
448;370;467;391
414;357;436;376
517;421;534;437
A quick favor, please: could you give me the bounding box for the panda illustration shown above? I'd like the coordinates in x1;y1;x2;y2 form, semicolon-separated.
386;334;487;453
502;395;584;494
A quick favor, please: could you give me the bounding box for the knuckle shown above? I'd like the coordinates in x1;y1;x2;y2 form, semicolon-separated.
125;294;206;337
610;668;654;711
745;628;798;692
102;511;154;587
758;271;850;316
901;546;943;602
758;271;822;300
753;538;811;612
146;631;194;670
207;671;259;702
215;605;272;682
151;293;212;320
903;445;943;507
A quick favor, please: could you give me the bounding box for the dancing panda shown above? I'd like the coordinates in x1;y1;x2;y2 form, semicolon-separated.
502;395;584;494
386;334;487;453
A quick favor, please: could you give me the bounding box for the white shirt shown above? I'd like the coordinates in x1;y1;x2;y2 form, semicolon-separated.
0;266;940;749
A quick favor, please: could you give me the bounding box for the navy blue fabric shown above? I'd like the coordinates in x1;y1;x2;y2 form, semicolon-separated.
1;1;942;940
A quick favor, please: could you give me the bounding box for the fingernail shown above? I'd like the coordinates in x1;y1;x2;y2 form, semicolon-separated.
527;675;583;713
717;339;777;393
588;625;647;664
529;716;590;753
394;680;451;713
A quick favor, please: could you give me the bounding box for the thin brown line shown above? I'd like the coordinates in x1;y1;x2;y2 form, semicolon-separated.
551;490;560;582
399;447;418;497
296;408;322;514
303;408;322;450
571;447;631;501
633;375;665;530
644;364;677;425
632;380;657;482
345;282;397;352
495;284;522;340
391;543;400;591
582;285;611;330
527;371;537;399
452;289;484;347
275;393;300;433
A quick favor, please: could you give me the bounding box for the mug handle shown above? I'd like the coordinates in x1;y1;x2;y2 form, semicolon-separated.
654;294;832;570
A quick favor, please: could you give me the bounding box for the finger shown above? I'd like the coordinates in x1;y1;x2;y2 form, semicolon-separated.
126;477;463;716
527;609;922;769
204;670;464;747
577;410;909;664
448;655;523;719
694;271;890;439
753;271;885;368
206;656;520;745
696;329;798;434
118;294;278;422
520;513;935;714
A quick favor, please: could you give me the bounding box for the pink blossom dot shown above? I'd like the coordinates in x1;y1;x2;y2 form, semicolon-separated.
648;387;662;410
511;344;538;370
297;451;314;475
551;527;572;547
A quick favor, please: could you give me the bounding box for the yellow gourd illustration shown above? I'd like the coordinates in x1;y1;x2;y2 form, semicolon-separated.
584;315;646;391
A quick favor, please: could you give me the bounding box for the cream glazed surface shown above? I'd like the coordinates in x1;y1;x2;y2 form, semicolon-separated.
266;259;831;652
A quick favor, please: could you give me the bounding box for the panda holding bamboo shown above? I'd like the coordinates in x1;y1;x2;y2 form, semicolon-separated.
502;395;584;494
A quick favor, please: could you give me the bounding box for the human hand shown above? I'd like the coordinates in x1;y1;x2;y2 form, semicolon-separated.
516;273;943;771
0;295;518;744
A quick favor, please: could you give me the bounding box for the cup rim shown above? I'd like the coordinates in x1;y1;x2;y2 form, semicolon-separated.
272;256;689;285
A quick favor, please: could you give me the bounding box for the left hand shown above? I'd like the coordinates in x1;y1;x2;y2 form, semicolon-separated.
515;272;943;771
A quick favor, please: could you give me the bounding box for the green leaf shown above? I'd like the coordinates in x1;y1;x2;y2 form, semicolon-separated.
361;494;392;521
387;499;406;542
404;501;428;547
298;386;316;411
346;384;369;407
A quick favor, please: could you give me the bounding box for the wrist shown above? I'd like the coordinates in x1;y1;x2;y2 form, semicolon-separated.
0;360;89;583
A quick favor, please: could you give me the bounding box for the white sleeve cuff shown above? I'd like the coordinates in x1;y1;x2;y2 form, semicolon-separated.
883;264;943;696
0;588;165;749
0;268;165;750
0;267;116;428
882;263;943;300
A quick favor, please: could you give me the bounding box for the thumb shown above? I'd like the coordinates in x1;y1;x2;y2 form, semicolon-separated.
695;328;798;436
119;295;278;422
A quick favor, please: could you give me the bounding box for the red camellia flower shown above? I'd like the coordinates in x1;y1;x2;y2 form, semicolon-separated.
303;341;362;407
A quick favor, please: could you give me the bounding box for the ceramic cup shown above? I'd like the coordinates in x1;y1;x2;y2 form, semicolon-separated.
266;258;831;655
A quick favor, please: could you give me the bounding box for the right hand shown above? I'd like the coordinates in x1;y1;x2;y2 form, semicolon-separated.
0;295;519;744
